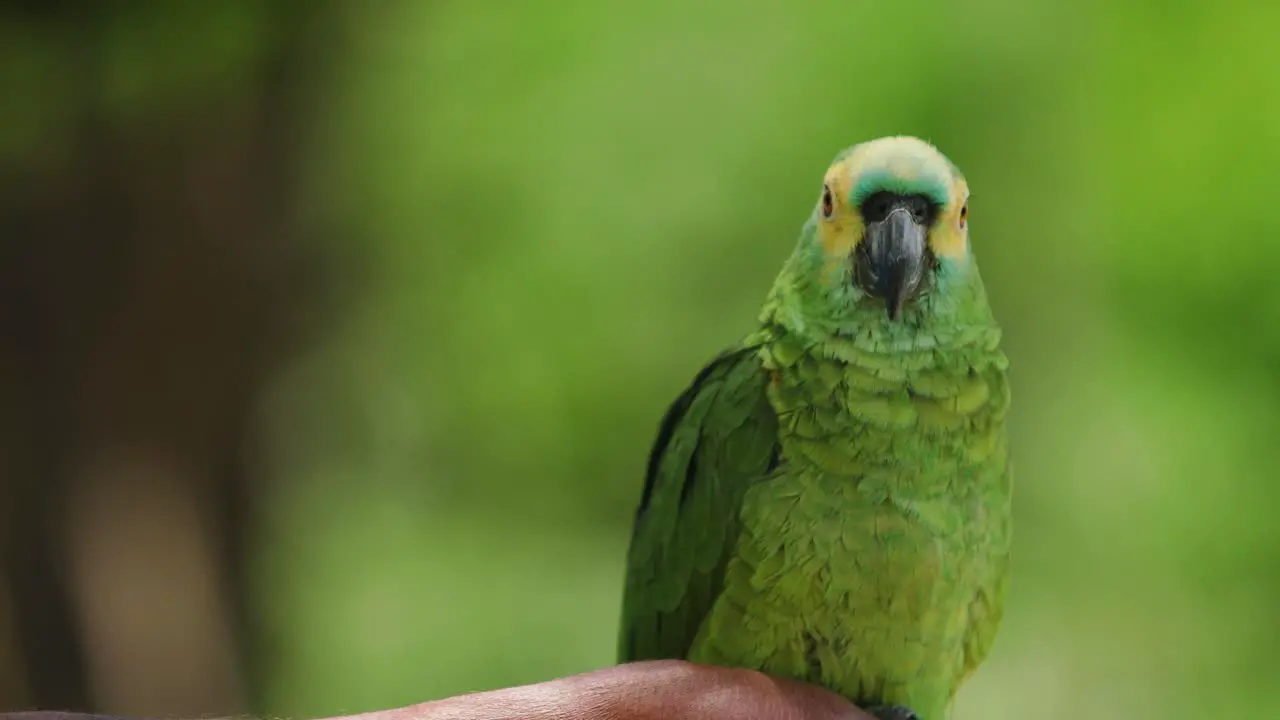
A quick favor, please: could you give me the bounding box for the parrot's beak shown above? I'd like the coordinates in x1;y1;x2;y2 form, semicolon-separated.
862;206;926;321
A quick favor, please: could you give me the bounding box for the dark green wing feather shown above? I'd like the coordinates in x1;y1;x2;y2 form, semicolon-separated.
618;344;780;662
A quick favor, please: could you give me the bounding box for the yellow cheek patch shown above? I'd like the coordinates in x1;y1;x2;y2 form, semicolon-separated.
817;159;860;263
818;219;862;276
930;224;967;261
929;177;970;261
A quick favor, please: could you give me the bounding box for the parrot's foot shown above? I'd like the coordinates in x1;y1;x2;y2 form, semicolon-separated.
866;705;920;720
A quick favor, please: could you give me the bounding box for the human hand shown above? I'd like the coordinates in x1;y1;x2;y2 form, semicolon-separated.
384;659;872;720
1;660;872;720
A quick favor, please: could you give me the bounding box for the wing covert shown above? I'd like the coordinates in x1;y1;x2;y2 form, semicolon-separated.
618;345;780;662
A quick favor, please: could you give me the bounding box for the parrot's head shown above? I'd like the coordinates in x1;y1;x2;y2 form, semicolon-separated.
790;135;979;330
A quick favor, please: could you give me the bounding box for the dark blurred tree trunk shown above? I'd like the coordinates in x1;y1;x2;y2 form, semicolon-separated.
0;1;339;714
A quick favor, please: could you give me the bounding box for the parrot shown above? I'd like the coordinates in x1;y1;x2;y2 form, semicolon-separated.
617;136;1012;720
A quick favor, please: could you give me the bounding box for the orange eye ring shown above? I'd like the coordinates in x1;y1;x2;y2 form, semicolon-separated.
821;185;834;218
959;202;968;228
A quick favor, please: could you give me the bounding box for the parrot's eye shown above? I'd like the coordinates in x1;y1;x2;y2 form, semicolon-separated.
821;185;834;218
959;203;968;228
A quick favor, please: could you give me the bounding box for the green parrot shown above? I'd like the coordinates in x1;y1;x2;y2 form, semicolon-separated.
618;136;1012;720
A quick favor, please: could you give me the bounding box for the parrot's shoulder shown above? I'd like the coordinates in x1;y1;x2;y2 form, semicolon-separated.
619;342;780;661
634;344;776;519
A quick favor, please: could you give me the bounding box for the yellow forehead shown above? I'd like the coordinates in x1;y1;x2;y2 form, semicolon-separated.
824;135;967;208
844;135;953;175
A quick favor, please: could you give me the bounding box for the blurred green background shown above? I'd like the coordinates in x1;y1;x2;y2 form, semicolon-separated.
1;2;1276;720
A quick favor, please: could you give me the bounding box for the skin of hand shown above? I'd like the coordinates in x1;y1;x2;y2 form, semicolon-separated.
0;661;872;720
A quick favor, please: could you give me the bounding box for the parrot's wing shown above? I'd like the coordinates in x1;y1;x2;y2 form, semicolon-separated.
618;344;780;662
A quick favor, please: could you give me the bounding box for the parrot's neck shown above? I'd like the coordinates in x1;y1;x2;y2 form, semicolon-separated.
748;252;1009;479
759;232;1002;354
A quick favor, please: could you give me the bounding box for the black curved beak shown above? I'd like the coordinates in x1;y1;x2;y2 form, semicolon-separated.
862;206;926;321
